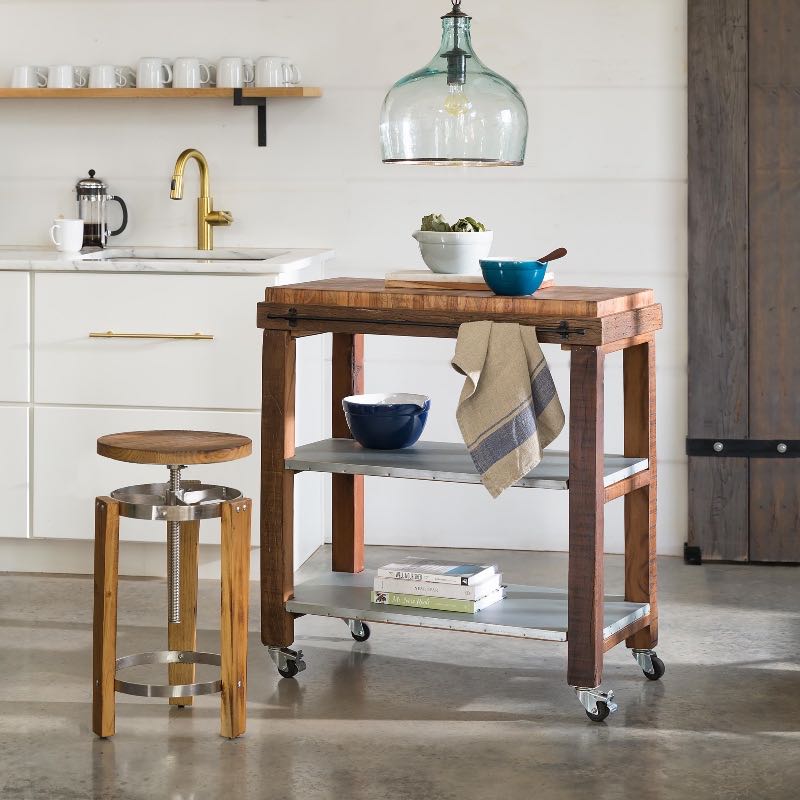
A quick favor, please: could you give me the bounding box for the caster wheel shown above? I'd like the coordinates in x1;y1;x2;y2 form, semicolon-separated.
644;655;665;681
585;701;611;723
278;661;299;679
351;622;371;642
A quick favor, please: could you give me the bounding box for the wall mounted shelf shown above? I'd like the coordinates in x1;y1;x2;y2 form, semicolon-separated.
0;86;323;146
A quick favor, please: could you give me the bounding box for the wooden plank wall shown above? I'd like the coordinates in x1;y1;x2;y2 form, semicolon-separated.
748;0;800;562
687;0;750;560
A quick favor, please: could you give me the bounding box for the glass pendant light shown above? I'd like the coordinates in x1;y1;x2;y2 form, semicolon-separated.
380;0;528;166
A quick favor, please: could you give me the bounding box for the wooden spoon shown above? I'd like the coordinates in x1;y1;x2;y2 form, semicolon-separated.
537;247;567;264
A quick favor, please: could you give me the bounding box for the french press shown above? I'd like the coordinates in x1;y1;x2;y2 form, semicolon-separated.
75;170;128;248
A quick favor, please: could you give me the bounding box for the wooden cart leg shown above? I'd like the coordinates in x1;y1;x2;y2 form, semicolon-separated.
567;347;606;688
623;337;658;649
220;498;251;739
168;520;199;707
92;497;120;738
261;329;297;648
331;332;365;573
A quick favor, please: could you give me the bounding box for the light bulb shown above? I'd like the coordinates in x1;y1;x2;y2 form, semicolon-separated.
444;83;472;116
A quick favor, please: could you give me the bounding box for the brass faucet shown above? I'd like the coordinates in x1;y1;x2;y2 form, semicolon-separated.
169;148;233;251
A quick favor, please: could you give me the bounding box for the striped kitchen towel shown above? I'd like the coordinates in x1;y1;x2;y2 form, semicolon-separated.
451;321;565;498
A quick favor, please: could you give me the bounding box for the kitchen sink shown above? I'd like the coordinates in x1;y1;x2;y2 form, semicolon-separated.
81;247;290;263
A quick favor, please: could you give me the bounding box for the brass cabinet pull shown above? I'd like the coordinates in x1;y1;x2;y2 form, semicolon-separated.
89;331;214;340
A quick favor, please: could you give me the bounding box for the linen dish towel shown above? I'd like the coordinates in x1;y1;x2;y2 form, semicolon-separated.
451;321;565;498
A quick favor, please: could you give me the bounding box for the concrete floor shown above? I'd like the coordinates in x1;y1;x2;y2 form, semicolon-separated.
1;545;799;800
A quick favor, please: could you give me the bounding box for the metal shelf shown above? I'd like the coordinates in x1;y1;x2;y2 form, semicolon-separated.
287;570;650;642
287;439;648;490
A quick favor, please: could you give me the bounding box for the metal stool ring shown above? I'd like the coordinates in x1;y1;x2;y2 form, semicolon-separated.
114;650;223;698
110;481;243;521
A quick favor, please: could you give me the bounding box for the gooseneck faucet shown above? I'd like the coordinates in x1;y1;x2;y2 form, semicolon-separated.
169;148;233;251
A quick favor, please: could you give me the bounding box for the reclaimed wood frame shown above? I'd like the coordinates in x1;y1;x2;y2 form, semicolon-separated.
258;281;661;689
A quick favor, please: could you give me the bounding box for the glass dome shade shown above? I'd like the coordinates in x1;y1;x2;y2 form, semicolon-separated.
380;13;528;166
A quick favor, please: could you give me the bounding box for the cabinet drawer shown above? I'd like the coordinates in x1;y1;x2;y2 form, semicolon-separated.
0;406;29;538
0;272;30;402
34;273;272;409
33;406;262;544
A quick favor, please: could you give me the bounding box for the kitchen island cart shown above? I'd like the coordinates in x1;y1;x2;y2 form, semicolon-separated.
257;278;664;721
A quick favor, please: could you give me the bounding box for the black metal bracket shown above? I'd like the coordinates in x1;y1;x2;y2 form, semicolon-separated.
683;542;702;565
268;309;587;339
233;89;267;147
686;438;800;458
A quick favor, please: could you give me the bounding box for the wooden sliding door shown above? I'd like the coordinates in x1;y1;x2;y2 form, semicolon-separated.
688;0;800;562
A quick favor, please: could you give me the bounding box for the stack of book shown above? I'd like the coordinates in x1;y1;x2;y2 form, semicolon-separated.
371;557;505;613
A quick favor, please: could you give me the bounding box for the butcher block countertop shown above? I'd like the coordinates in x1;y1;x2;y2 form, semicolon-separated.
258;278;662;346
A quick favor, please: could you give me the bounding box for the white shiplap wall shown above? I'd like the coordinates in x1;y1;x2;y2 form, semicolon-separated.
0;0;687;571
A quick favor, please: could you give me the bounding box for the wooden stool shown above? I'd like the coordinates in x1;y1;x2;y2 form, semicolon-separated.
92;430;252;739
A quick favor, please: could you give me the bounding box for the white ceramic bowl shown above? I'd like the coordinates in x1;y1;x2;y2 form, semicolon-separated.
412;230;494;274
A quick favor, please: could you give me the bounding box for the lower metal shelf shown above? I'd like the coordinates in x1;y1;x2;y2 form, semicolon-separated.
287;570;649;643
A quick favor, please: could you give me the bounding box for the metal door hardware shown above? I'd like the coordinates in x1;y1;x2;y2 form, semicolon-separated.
686;438;800;457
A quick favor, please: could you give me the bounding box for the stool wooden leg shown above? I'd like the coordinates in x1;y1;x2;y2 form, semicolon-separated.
168;520;200;706
220;498;251;739
93;497;120;738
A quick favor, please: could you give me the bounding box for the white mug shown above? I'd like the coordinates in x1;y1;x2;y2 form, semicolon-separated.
242;58;255;87
89;64;128;89
11;65;47;88
201;61;216;87
281;57;302;86
137;57;172;88
49;218;84;253
48;65;86;89
173;57;210;89
216;57;254;88
255;56;299;88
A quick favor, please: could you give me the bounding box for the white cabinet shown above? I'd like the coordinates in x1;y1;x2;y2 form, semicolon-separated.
0;272;29;402
0;406;29;538
34;273;271;410
2;258;326;568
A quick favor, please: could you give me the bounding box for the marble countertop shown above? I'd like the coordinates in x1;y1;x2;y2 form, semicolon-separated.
0;246;334;274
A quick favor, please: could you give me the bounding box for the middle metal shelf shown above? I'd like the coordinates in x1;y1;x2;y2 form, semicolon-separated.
286;438;649;490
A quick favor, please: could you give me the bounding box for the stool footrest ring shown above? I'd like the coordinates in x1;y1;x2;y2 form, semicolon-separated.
114;650;222;698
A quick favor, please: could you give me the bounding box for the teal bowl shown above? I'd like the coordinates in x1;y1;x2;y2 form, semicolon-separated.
480;259;548;297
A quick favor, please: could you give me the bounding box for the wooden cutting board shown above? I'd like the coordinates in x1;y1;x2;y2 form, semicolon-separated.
385;270;555;292
265;278;655;318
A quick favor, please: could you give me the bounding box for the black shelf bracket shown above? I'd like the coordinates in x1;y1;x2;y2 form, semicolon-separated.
233;88;267;147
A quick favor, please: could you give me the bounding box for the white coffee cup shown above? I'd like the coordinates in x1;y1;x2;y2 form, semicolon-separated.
255;56;294;88
49;218;84;253
137;57;172;89
173;57;210;89
11;65;47;88
281;57;302;86
48;65;86;89
216;57;254;89
89;64;129;89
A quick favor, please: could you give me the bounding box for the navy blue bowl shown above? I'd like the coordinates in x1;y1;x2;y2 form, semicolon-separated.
479;259;548;296
343;393;430;450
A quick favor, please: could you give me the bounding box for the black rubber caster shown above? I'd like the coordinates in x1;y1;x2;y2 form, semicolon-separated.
644;655;665;681
351;622;371;642
585;701;611;722
278;661;299;679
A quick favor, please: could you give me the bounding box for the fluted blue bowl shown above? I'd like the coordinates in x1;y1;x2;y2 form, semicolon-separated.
343;393;430;450
480;259;548;296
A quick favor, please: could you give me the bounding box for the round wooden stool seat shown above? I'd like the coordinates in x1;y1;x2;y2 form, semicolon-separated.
97;430;252;466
